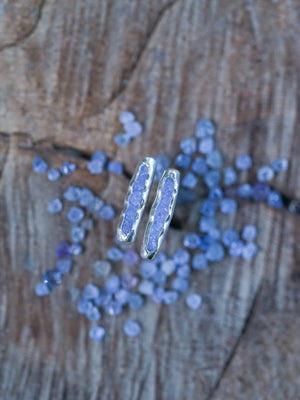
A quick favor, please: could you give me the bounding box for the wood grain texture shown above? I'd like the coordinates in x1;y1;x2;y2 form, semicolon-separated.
0;0;300;399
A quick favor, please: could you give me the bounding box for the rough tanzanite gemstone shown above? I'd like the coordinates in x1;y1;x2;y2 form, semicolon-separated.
161;259;176;276
180;137;197;155
33;157;48;173
119;111;135;124
99;205;115;220
87;197;104;214
87;159;105;174
182;172;198;189
191;156;207;175
77;298;93;314
237;183;253;198
35;282;50;296
163;290;179;305
107;161;123;175
192;253;207;269
48;198;63;214
176;264;191;278
229;240;244;257
67;206;85;223
252;183;270;202
200;199;217;217
205;243;225;261
209;228;221;240
206;150;222;169
124;121;143;138
242;243;258;259
56;259;72;274
199;137;214;154
91;151;107;166
154;155;170;181
171;277;189;293
114;133;131;147
64;186;81;202
86;305;101;322
42;269;62;289
183;233;201;249
129;293;144;310
204;170;221;188
69;243;83;256
104;301;123;316
220;198;237;214
235;155;252;170
71;226;85;243
186;294;202;309
155;251;167;264
199;216;216;232
89;326;106;342
267;190;283;209
242;225;257;240
224;167;237;186
123;320;142;337
115;289;130;305
94;291;112;307
140;261;158;278
78;188;94;207
55;241;71;258
121;274;138;290
173;249;190;265
152;286;165;303
271;158;288;172
105;275;120;294
195;119;215;138
175;154;191;169
152;269;167;285
123;250;140;265
93;260;111;277
47;168;61;181
107;247;123;261
257;166;274;182
222;229;239;247
61;162;76;175
82;283;100;300
209;187;223;200
138;280;154;296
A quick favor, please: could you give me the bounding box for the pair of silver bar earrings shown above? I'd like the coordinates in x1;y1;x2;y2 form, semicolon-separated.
117;157;180;260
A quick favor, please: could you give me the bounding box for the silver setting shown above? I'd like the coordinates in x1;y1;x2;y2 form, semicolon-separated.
141;169;180;260
117;157;156;243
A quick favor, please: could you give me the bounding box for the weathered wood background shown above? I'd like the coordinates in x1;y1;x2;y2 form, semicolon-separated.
0;0;300;399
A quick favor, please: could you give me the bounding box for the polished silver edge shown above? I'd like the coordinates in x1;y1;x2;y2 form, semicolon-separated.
141;168;180;260
116;157;156;243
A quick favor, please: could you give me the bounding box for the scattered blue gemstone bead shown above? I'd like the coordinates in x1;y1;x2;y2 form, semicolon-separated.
55;241;71;258
209;228;221;240
87;197;104;213
104;300;123;316
129;293;144;309
87;159;105;174
252;183;270;202
173;249;190;265
257;166;274;182
271;158;288;172
224;167;237;186
206;150;222;169
204;170;220;188
199;234;216;251
123;250;140;265
209;187;223;200
222;229;239;247
242;243;258;259
86;305;101;321
89;326;106;342
220;198;237;214
195;119;215;138
199;137;214;154
199;216;216;232
35;282;50;296
163;290;179;305
33;157;48;173
114;133;131;147
154;155;170;181
152;286;165;303
152;269;167;285
180;137;197;155
205;243;225;261
186;294;202;309
48;198;63;214
191;156;207;175
82;283;100;300
64;186;81;202
77;298;93;314
94;291;112;307
171;277;189;292
161;259;176;276
105;275;120;294
79;188;94;207
175;154;191;169
200;199;217;217
107;161;123;175
61;161;76;175
182;172;198;189
155;251;167;264
69;243;83;256
115;289;130;305
242;225;257;240
138;280;154;296
93;260;111;277
237;183;253;198
267;190;283;209
71;226;85;243
192;253;207;270
67;206;85;223
140;261;157;278
124;121;143;138
121;274;138;289
235;155;252;170
99;205;115;220
183;233;201;249
123;320;142;337
56;259;72;274
43;269;62;289
47;168;61;181
119;111;135;124
107;247;123;261
229;240;244;257
91;151;107;166
176;264;191;278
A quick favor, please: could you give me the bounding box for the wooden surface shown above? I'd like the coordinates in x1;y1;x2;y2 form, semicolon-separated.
0;1;300;399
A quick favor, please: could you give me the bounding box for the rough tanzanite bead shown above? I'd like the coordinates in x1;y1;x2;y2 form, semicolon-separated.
206;150;222;169
180;137;197;155
152;286;165;303
155;251;167;264
271;158;288;172
257;166;274;182
33;157;48;173
35;282;51;296
204;170;220;188
48;198;63;214
252;183;270;202
87;159;105;174
192;253;207;270
79;188;94;207
222;229;239;247
176;264;191;278
86;305;102;321
107;247;123;261
87;197;104;214
152;269;167;285
124;121;143;138
82;283;100;300
67;206;85;223
175;154;191;169
77;298;93;314
242;225;257;240
163;290;179;305
224;167;237;186
123;320;142;337
69;244;83;256
242;243;258;259
114;133;131;148
200;199;217;217
91;151;107;166
104;300;123;316
183;233;201;249
173;249;190;265
64;186;81;201
199;216;216;232
61;162;76;175
229;240;244;257
205;243;225;261
107;161;123;175
186;294;202;309
191;157;207;175
56;259;72;274
105;275;120;294
47;168;61;181
235;155;252;170
195;119;215;138
89;326;106;342
99;205;115;220
129;293;144;309
123;250;140;265
121;274;138;289
93;260;111;277
267;190;283;209
71;226;85;243
209;187;223;200
55;241;71;258
220;198;237;214
161;259;176;276
237;184;252;198
119;111;135;124
115;289;130;305
42;269;62;289
182;172;198;189
199;137;214;154
140;261;158;278
171;277;189;292
138;280;154;296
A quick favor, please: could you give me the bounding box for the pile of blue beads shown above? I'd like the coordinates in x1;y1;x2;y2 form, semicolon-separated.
33;113;288;341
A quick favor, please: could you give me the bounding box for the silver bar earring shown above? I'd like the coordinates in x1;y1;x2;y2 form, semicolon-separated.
117;157;156;243
141;169;180;260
